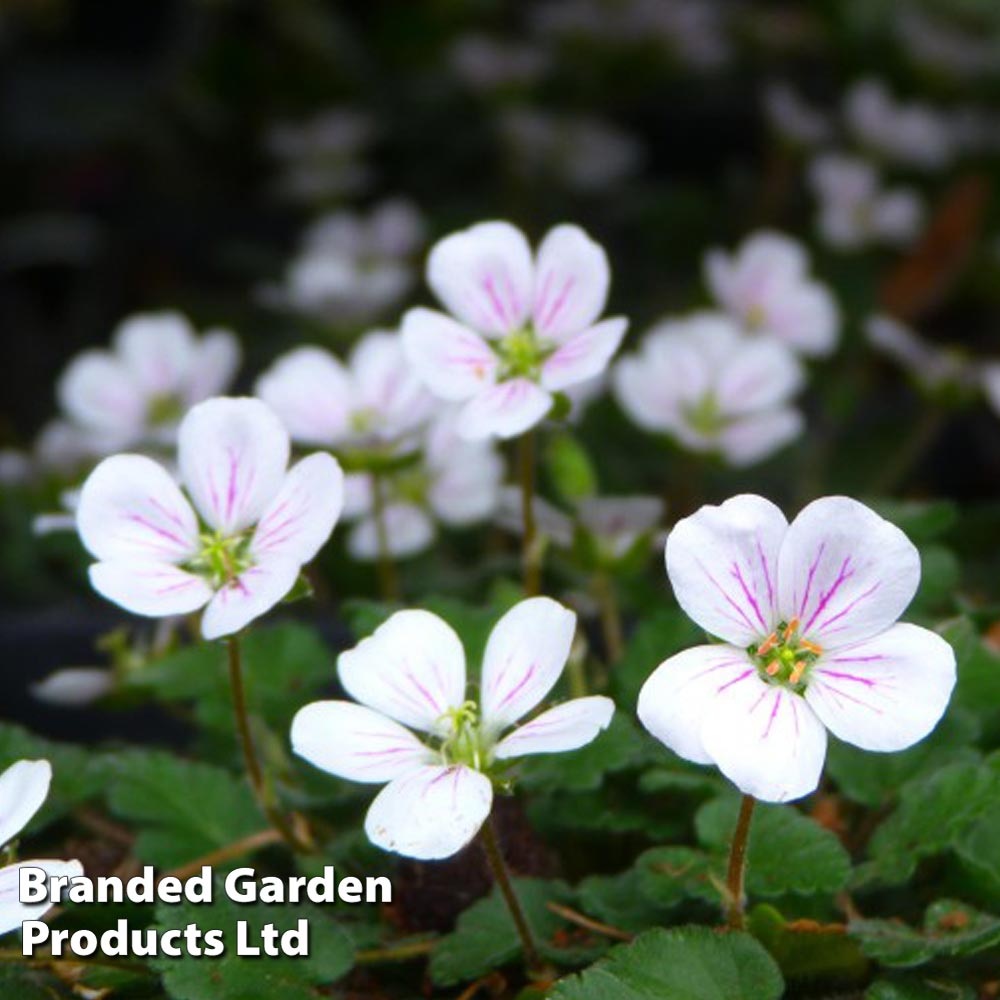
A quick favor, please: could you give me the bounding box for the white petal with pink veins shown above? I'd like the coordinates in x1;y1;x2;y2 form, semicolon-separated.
493;696;614;759
89;560;213;618
427;221;533;335
401;308;498;401
429;444;504;525
338;610;467;734
185;329;242;403
666;494;788;646
251;452;343;564
347;505;435;560
777;496;920;649
178;398;290;534
291;701;432;783
0;760;51;849
541;318;628;392
350;331;435;437
532;224;610;339
805;623;955;752
638;644;753;765
114;312;196;396
199;557;301;640
364;764;493;860
458;379;552;440
57;351;146;435
480;597;576;733
0;859;85;935
77;454;200;563
718;408;804;468
764;282;839;358
701;677;828;803
717;339;803;415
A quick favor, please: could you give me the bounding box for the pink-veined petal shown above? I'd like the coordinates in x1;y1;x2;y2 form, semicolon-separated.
718;408;804;468
347;505;435;560
458;379;552;441
493;696;614;760
89;560;213;618
764;282;839;358
777;496;920;649
199;557;301;640
76;454;200;563
0;761;51;849
666;494;788;646
364;764;493;860
338;610;467;733
700;678;828;803
540;318;628;392
805;623;955;752
429;444;504;525
251;452;344;564
178;397;290;534
113;312;196;396
0;860;84;935
401;308;497;401
638;644;752;765
717;338;804;415
350;330;435;437
56;351;146;435
427;221;533;335
291;701;432;783
185;329;242;403
480;597;576;732
532;224;610;339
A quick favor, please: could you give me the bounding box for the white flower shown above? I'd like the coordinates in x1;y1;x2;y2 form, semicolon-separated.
256;331;436;456
809;153;923;251
0;759;83;935
705;231;839;357
291;597;614;860
763;82;832;147
32;489;80;537
31;668;114;707
56;312;241;452
613;312;805;467
450;34;550;91
402;221;628;440
75;397;344;640
639;495;956;803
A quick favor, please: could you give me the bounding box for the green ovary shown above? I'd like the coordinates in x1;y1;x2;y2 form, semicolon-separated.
748;620;822;694
186;530;255;588
437;702;490;771
495;326;554;381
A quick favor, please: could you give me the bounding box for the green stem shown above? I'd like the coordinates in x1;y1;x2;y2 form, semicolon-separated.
726;794;756;930
593;571;625;664
518;431;541;596
371;471;399;600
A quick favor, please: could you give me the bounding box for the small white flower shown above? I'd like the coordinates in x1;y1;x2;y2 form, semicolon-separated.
32;488;81;537
613;312;805;467
705;231;839;357
31;668;114;707
56;312;241;452
402;221;628;440
763;82;832;147
639;495;956;803
75;397;344;640
292;597;614;860
256;330;436;456
0;759;83;935
809;153;923;251
450;34;550;91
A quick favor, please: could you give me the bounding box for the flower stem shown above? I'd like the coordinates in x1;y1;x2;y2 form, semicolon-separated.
593;571;625;664
518;430;541;596
726;794;756;930
479;816;543;975
371;471;399;600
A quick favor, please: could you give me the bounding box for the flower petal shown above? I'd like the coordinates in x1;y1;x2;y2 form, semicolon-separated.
30;669;114;708
200;557;301;640
480;597;576;732
666;494;788;646
76;455;200;563
89;560;213;618
251;452;344;564
113;312;196;396
57;351;146;435
805;623;955;752
0;859;84;936
493;696;614;759
291;701;432;783
718;408;804;468
401;308;497;401
429;443;504;525
350;330;435;437
364;764;493;860
255;346;354;447
700;678;828;803
540;318;628;392
777;496;920;648
638;644;753;765
347;505;435;560
178;397;290;534
427;221;533;335
185;329;242;403
532;224;610;339
0;761;51;849
338;609;467;733
458;379;552;440
717;338;804;414
764;283;839;358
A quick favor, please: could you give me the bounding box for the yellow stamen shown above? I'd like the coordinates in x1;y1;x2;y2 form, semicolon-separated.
789;662;806;685
800;639;824;656
757;632;779;657
765;661;780;677
783;617;800;641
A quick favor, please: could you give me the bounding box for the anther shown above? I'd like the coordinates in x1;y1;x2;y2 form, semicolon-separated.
800;639;823;656
783;617;800;641
765;661;780;677
789;662;806;685
757;633;778;656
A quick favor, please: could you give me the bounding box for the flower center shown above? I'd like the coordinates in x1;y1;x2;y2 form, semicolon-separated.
186;530;255;588
494;327;554;381
744;303;768;332
147;393;183;427
436;701;487;770
748;618;823;694
684;392;727;436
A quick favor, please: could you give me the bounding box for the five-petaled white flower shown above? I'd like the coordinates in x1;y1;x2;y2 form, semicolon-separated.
0;759;83;935
638;495;956;803
291;597;614;860
705;231;839;358
613;313;805;467
402;221;628;440
57;312;241;452
75;397;344;640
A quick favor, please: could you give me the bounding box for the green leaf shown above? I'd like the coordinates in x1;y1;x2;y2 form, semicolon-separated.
866;975;978;999
868;499;957;542
546;432;598;503
634;846;718;909
850;900;1000;968
0;965;72;999
696;797;851;897
549;926;784;1000
577;868;674;934
106;751;264;867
